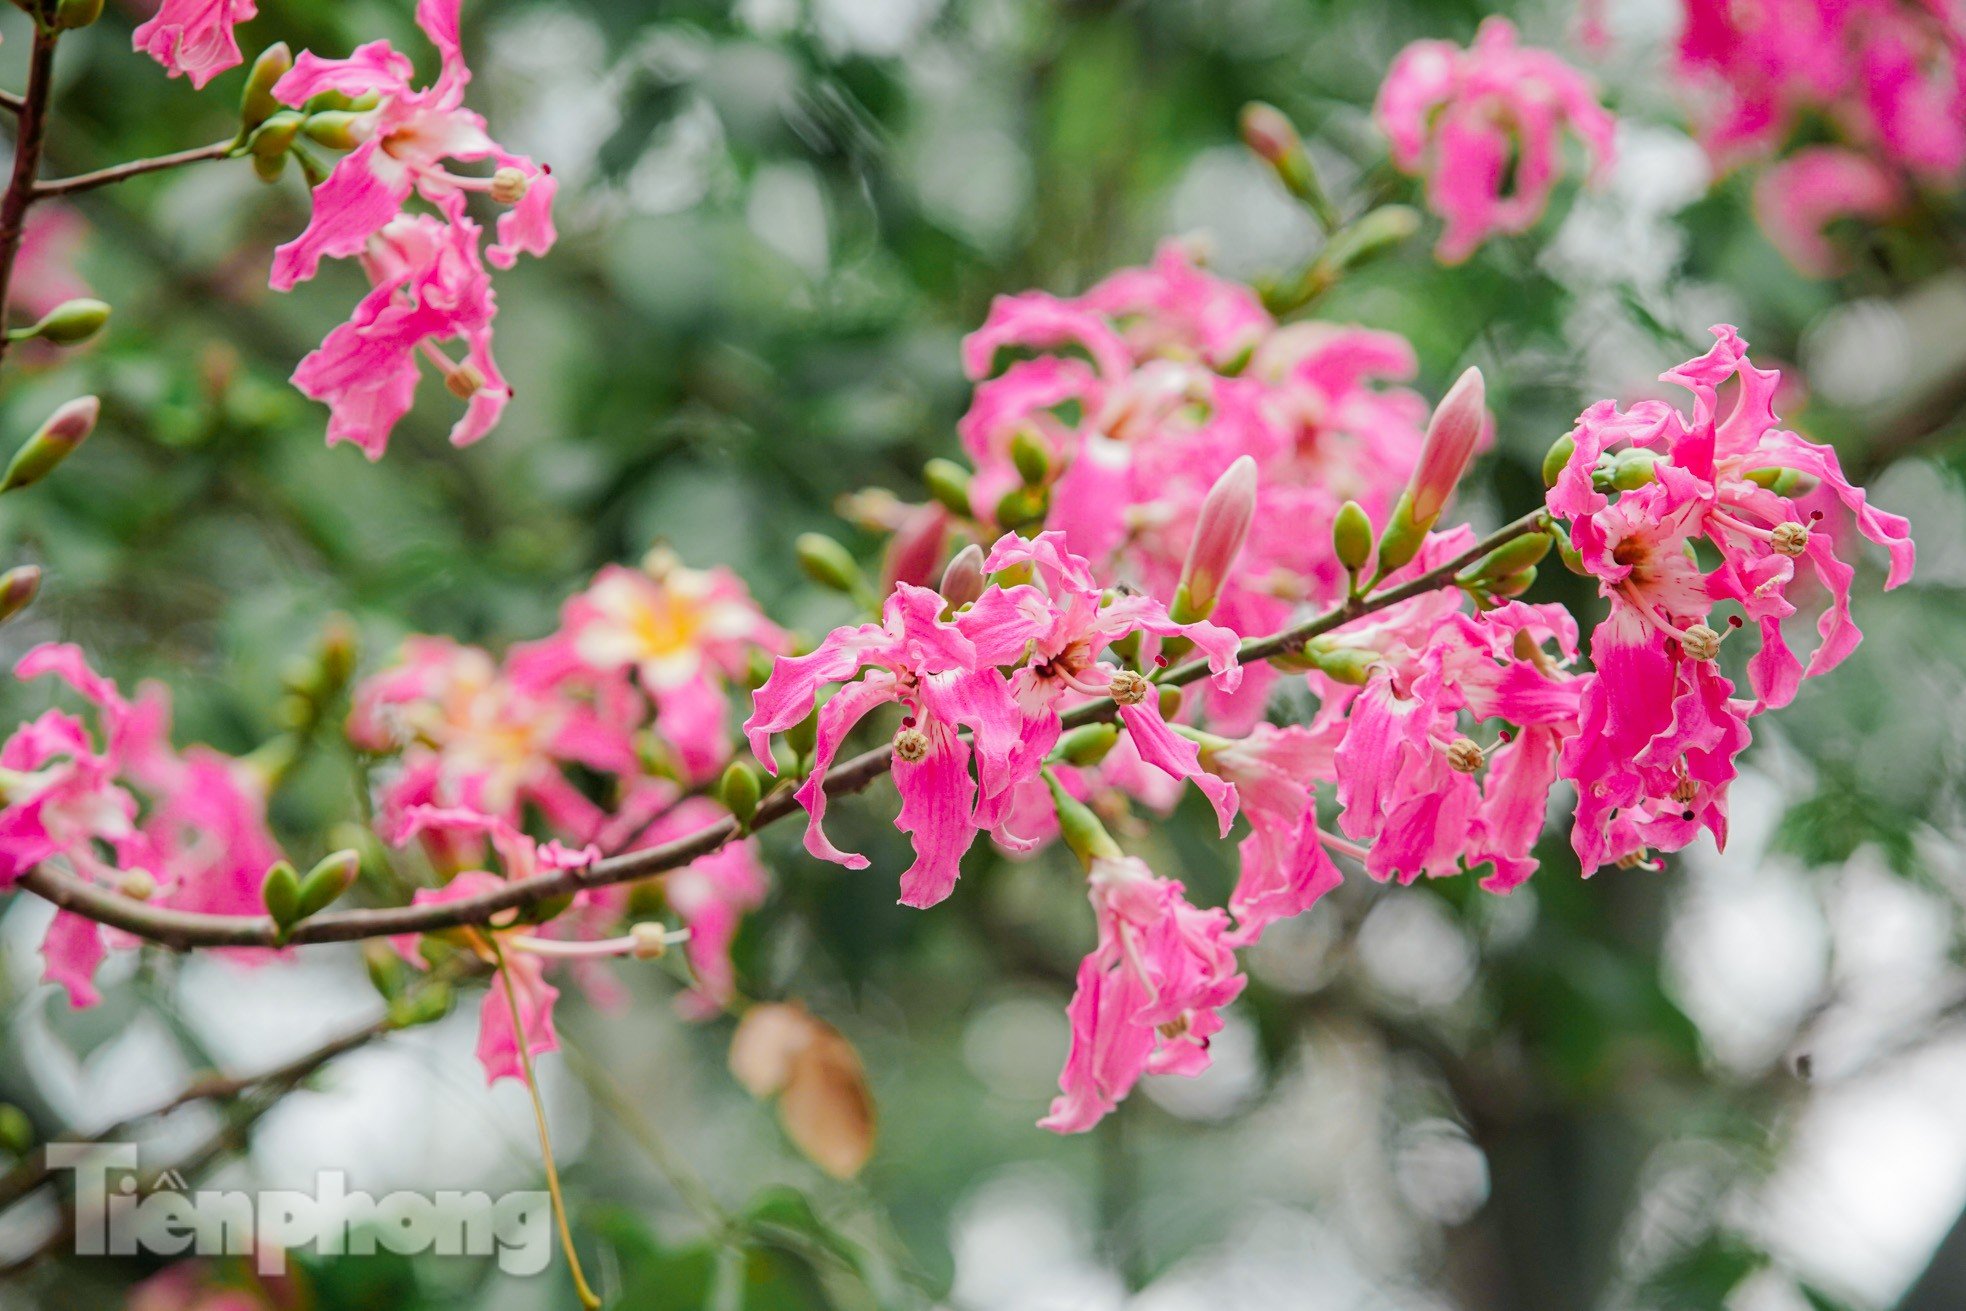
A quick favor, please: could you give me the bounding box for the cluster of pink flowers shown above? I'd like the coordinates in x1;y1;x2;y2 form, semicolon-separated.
1374;17;1617;262
1547;325;1914;872
755;304;1909;1133
0;645;283;1007
1672;0;1964;273
351;549;782;1067
955;240;1447;731
133;0;557;456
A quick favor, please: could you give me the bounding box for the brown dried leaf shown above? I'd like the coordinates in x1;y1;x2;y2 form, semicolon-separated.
728;1001;815;1098
777;1023;877;1180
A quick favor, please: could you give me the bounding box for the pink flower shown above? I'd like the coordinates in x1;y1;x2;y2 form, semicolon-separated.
5;644;288;1006
509;550;786;783
133;0;259;90
350;636;635;852
1675;0;1966;178
391;805;599;1085
1375;17;1617;262
1546;326;1913;871
1198;724;1345;945
1041;855;1246;1133
289;212;509;458
980;531;1244;834
270;0;556;291
744;583;1031;908
1753;146;1904;275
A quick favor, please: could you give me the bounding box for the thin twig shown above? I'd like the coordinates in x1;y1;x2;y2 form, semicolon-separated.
9;511;1547;951
34;139;239;199
0;23;60;369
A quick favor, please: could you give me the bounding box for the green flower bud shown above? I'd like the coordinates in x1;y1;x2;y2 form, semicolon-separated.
1240;101;1339;231
1374;491;1430;576
719;761;762;830
1459;531;1552;586
302;111;365;150
1745;466;1818;497
1557;536;1589;576
1486;566;1536;598
1044;771;1121;869
1302;639;1378;685
363;940;411;1000
794;533;868;597
1320;205;1421;276
248;111;304;160
17;298;109;346
994;484;1049;534
252;150;289;184
1541;433;1576;489
389;981;454;1029
1053;722;1120;767
261;860;302;930
923;458;974;517
1010;429;1052;487
1333;500;1373;573
241;43;294;130
52;0;103;30
2;395;98;493
784;706;819;760
294;850;359;921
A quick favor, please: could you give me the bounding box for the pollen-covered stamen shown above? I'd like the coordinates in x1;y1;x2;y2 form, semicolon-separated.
490;166;530;205
1679;623;1722;661
444;363;487;400
1671;775;1698;805
893;727;931;762
118;868;157;901
1107;670;1151;706
1444;737;1484;773
1157;1014;1192;1042
1770;521;1810;557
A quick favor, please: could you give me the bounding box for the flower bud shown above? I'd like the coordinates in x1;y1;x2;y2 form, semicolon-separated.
1596;447;1659;492
1052;722;1120;767
795;533;869;598
241;43;294;130
1240;101;1338;231
490;166;530;205
938;543;985;609
1333;500;1373;573
365;940;411;999
719;760;762;829
1320;204;1421;276
1158;684;1184;720
260;860;302;931
2;396;98;493
1557;536;1589;575
1044;771;1122;868
993;484;1049;534
248;111;304;160
1302;639;1378;685
388;980;454;1029
923;459;974;517
1174;455;1258;623
17;298;109;346
302;111;366;150
0;566;40;624
1408;366;1485;523
253;150;289;184
1374;492;1428;576
1541;432;1576;489
1010;429;1052;487
52;0;103;30
1486;566;1536;598
295;849;360;920
1459;531;1552;586
1745;466;1819;497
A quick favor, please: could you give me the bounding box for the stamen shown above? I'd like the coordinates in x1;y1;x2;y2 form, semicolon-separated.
1769;521;1809;557
1444;737;1484;773
1107;670;1151;706
1679;623;1722;661
490;166;530;205
118;868;157;901
445;363;487;400
893;727;930;762
1316;828;1371;862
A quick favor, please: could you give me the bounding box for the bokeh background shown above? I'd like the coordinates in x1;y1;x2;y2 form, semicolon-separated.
1;0;1964;1307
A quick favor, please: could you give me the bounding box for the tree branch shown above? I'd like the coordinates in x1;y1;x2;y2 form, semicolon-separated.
0;23;60;368
33;139;240;199
9;511;1548;952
